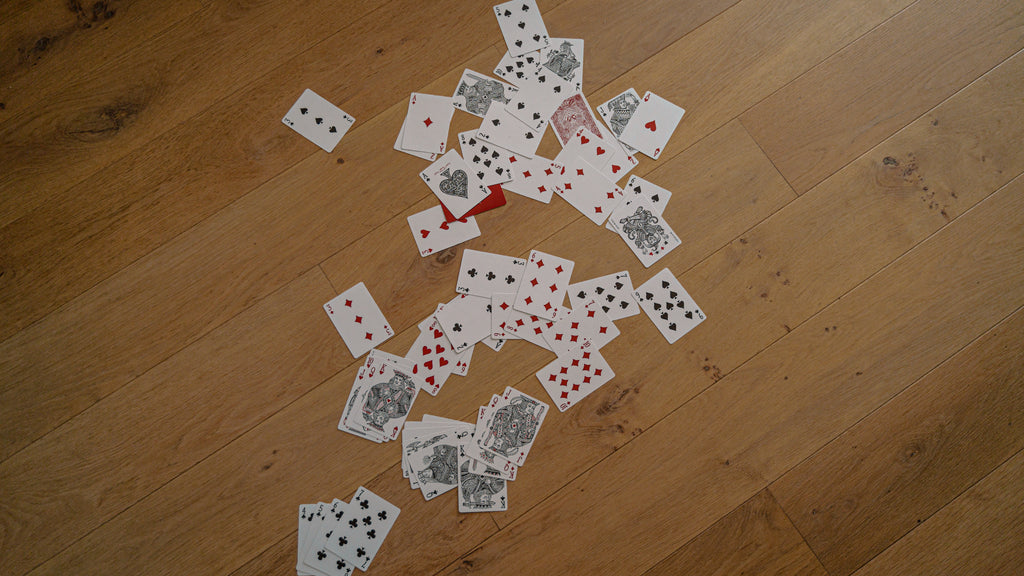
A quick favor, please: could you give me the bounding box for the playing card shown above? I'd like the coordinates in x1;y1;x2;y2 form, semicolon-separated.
407;205;480;257
475;103;541;158
619;91;685;160
282;89;355;153
441;184;506;222
452;344;473;376
452;69;519;118
542;299;620;357
420;149;490;219
633;268;706;344
344;360;419;442
620;175;672;217
504;307;567;350
394;121;437;161
325;486;400;572
324;283;394;358
493;50;542;86
553;155;625;225
493;0;550;56
568;271;639;321
482;335;506;352
513;249;574;320
302;499;355;576
537;347;615;412
555;126;637;183
458;131;514;186
609;195;681;267
502;154;563;203
597;87;641;142
460;433;518;481
404;318;458;396
477;386;548;466
458;445;508;512
539;38;583;91
550;92;604;146
505;69;574;131
491;292;520;339
338;369;385;443
297;503;321;576
434;294;493;353
407;432;461;500
401;93;454;154
456;249;526;297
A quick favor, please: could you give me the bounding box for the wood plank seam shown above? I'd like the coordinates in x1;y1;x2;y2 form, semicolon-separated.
766;487;838;576
738;120;800;197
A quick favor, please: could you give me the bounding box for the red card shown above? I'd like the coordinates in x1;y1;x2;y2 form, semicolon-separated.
442;184;506;222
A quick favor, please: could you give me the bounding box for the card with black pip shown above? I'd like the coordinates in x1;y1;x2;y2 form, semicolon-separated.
420;150;490;219
282;89;355;153
632;268;706;344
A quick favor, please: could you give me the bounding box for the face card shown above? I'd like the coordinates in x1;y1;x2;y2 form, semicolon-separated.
420;149;490;219
513;249;575;320
459;131;514;186
477;387;548;466
505;69;574;131
434;294;493;353
303;499;355;576
475;103;541;158
354;360;419;441
456;249;527;297
619;91;685;159
609;196;681;267
408;433;461;500
452;69;519;118
539;38;583;91
568;271;639;320
553;155;625;225
282;89;355;153
338;369;385;443
324;283;394;358
490;292;521;339
401;93;454;154
407;205;480;257
494;0;550;56
633;268;706;344
394;121;437;161
537;347;615;412
550;92;604;146
404;319;457;396
596;87;641;142
493;50;542;86
458;445;509;512
542;299;620;357
325;486;400;572
502;154;563;203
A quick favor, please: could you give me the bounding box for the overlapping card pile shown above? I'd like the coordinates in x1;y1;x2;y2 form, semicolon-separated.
297;487;400;576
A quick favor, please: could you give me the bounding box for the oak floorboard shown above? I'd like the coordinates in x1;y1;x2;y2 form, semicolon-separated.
642;490;828;576
771;306;1024;576
437;161;1024;576
741;0;1024;193
851;448;1024;576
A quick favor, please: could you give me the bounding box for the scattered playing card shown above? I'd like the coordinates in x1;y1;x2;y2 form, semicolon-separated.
621;175;672;216
539;38;583;91
324;283;394;358
302;499;355;576
550;92;604;146
506;68;574;131
493;0;550;56
568;271;639;320
619;91;685;159
493;50;542;86
502;154;563;203
420;149;491;219
456;249;527;297
608;195;681;267
340;357;419;442
477;386;548;466
514;249;574;320
553;155;625;225
597;87;641;143
537;347;615;412
325;486;400;572
402;93;455;154
452;69;519;118
458;445;508;512
459;131;514;186
404;319;457;396
434;294;493;353
407;205;481;257
407;433;461;500
633;268;706;344
475;103;541;158
504;307;567;351
555;126;637;183
542;299;620;357
394;120;438;161
282;89;355;153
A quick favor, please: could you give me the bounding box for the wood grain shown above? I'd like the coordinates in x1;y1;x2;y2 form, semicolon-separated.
643;490;828;576
851;448;1024;576
741;0;1024;193
772;307;1024;576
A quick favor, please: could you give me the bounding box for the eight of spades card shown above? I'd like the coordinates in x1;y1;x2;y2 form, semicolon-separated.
505;68;574;131
632;268;707;344
513;249;575;320
420;149;490;219
282;89;355;153
324;486;400;573
494;0;550;56
452;69;519;118
609;195;681;268
458;131;514;186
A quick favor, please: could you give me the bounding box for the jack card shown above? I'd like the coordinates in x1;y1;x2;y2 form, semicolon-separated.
452;69;518;118
609;195;681;267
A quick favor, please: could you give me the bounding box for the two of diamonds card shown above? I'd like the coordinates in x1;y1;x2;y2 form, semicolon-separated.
476;386;548;466
324;486;400;572
618;91;685;160
494;0;550;56
503;154;564;204
420;149;490;219
324;283;394;358
452;69;519;118
633;268;706;344
401;93;454;155
282;89;355;153
456;249;526;296
407;204;480;257
513;249;574;320
608;195;680;267
568;271;639;320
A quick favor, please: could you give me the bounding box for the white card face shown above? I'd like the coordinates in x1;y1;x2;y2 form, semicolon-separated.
494;0;550;56
325;486;400;572
537;347;615;412
493;50;542;86
434;294;493;353
542;299;620;357
539;38;583;91
609;196;681;267
475;103;541;158
503;153;563;203
420;149;490;219
456;249;527;296
504;307;567;350
394;121;437;161
407;205;480;257
408;433;461;500
477;386;548;466
568;271;639;321
619;91;685;159
555;127;637;183
402;93;454;154
459;131;514;186
621;175;672;217
458;445;508;512
452;344;473;376
282;89;355;153
303;499;355;576
297;504;321;575
505;70;574;131
549;91;604;146
404;318;457;396
553;155;625;226
514;249;575;320
633;268;706;344
452;69;519;118
491;292;520;339
324;283;394;358
597;87;641;142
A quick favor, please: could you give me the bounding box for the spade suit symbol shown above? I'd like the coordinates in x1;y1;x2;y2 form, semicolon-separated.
439;168;469;199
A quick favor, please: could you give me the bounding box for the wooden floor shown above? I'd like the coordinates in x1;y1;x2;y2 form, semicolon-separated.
2;0;1022;574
